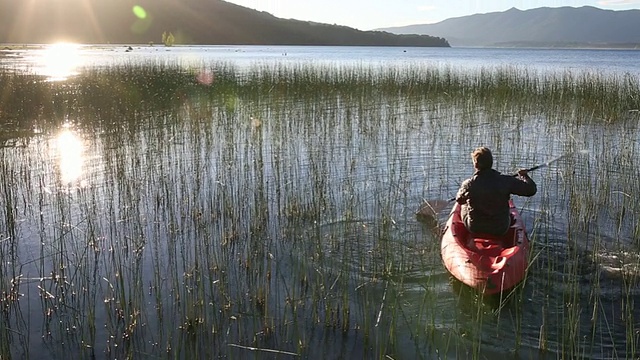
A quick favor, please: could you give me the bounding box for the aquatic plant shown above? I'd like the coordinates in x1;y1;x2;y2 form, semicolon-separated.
0;62;638;358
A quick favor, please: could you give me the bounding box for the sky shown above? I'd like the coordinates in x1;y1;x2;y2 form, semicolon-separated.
225;0;640;30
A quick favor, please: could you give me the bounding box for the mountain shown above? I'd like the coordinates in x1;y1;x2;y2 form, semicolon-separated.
0;0;449;47
378;6;640;47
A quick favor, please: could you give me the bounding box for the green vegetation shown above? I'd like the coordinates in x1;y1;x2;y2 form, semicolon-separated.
0;0;449;46
162;31;175;47
0;63;639;359
2;63;638;130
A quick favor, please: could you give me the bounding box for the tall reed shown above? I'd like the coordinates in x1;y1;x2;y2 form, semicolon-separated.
0;62;639;359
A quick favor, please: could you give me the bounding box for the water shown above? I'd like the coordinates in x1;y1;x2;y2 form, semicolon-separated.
2;44;640;80
1;46;640;359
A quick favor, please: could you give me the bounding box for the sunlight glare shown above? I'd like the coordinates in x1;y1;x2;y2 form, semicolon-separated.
39;42;83;81
55;128;85;186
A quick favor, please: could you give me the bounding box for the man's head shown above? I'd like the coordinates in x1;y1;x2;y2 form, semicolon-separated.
471;147;493;170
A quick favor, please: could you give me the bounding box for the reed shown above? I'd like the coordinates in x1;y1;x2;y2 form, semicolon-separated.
0;61;638;359
1;62;639;128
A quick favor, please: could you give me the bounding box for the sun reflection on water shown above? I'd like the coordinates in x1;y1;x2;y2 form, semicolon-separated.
39;42;83;81
54;128;85;186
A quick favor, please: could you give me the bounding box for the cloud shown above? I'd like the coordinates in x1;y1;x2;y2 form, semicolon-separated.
597;0;640;5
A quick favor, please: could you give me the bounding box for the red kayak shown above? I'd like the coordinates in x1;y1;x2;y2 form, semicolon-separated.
440;199;529;295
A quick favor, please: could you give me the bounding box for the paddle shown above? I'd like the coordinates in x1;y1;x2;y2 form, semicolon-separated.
415;153;569;221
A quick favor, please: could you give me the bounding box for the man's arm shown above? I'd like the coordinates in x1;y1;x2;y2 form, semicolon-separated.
456;180;470;204
512;170;537;196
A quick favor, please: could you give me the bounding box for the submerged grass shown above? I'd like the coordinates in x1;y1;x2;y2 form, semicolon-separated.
0;62;639;359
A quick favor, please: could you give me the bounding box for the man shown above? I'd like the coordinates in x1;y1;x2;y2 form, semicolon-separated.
455;147;537;236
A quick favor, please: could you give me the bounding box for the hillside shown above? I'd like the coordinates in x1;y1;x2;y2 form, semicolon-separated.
0;0;449;47
378;6;640;47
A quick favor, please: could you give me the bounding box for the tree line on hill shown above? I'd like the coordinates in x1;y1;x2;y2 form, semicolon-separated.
0;0;449;47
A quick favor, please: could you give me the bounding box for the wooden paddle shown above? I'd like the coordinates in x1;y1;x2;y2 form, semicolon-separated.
415;154;569;222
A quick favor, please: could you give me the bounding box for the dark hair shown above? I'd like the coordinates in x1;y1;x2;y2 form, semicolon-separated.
471;147;493;170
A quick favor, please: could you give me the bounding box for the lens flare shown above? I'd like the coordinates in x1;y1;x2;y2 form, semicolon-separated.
131;5;153;34
196;70;214;85
133;5;147;19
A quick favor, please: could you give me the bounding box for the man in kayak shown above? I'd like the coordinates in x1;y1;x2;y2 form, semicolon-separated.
455;147;537;236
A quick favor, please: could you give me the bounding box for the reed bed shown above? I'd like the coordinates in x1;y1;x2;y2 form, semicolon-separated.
1;62;639;130
0;62;639;359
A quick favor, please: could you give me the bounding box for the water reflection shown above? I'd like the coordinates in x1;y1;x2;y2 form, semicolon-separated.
39;43;83;81
54;128;85;186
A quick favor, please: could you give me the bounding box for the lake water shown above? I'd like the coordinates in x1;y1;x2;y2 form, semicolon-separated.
2;44;640;80
1;45;640;359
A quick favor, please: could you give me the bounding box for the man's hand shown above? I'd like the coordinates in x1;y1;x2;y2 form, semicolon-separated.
517;169;529;177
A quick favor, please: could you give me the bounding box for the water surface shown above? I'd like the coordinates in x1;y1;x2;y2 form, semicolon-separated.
0;47;639;359
2;44;640;80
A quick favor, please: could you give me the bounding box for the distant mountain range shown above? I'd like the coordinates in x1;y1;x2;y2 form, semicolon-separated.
378;6;640;48
0;0;449;47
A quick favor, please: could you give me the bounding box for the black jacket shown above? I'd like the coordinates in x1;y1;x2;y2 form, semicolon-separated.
455;169;537;235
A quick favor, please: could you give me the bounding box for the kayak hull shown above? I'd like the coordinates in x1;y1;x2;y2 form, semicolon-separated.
440;199;529;295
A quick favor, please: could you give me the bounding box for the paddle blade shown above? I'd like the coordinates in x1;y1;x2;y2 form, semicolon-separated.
415;199;453;222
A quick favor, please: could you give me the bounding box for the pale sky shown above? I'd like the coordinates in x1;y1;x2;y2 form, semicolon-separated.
225;0;640;30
